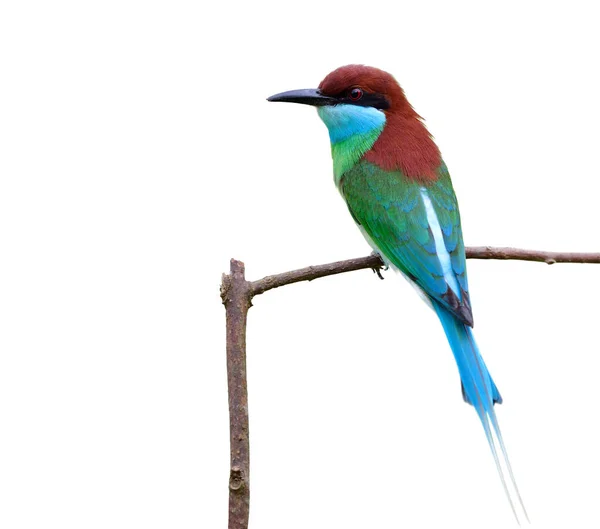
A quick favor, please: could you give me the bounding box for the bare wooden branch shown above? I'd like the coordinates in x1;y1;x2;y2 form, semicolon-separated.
221;245;600;528
466;246;600;264
250;254;383;296
221;259;251;529
250;246;600;296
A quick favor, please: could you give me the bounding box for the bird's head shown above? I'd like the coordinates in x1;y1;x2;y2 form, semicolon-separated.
267;64;413;112
268;65;417;142
268;65;439;181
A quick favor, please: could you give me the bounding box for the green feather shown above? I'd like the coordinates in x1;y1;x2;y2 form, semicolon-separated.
339;160;470;318
329;127;383;184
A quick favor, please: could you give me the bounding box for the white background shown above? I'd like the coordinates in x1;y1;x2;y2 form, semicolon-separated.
1;1;599;528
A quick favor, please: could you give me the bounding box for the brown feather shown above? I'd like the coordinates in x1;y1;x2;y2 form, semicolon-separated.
319;65;441;183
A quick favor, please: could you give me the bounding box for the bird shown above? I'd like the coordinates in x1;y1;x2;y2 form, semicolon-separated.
268;65;528;523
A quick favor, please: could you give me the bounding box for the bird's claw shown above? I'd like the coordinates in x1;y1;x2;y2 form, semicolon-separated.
372;267;385;280
370;251;387;280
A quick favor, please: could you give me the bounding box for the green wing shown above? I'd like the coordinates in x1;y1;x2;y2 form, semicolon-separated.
339;160;473;325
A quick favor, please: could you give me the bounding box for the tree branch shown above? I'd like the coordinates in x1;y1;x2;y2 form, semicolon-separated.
250;246;600;296
221;260;251;529
222;245;600;528
250;255;383;296
466;246;600;264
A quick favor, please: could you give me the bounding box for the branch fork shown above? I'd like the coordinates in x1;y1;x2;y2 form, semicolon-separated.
221;247;600;529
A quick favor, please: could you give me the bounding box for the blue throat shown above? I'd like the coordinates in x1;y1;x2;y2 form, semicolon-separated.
316;104;386;184
317;104;386;144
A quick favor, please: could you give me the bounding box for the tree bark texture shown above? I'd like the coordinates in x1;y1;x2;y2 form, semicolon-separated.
221;260;251;529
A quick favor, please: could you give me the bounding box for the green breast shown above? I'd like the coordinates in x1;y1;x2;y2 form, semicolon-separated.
329;127;384;185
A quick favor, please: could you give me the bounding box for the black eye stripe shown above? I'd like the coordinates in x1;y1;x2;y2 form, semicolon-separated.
354;93;390;110
334;90;390;110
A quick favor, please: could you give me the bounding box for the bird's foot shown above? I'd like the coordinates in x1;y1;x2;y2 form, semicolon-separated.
370;251;387;280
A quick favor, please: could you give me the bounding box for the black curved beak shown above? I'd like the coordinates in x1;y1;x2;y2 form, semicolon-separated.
267;88;337;107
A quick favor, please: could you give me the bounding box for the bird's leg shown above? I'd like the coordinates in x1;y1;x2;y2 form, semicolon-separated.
370;251;387;280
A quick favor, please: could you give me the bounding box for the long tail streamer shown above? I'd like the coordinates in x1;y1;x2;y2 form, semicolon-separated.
434;302;529;525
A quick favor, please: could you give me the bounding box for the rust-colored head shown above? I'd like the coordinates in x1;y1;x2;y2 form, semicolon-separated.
318;64;415;116
268;65;442;181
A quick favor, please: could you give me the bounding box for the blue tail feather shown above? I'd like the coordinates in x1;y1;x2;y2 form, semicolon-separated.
433;301;528;524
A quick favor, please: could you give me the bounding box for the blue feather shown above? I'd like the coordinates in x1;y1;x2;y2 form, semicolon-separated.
433;301;529;525
317;104;386;144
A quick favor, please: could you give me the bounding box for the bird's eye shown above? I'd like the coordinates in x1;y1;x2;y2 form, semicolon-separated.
349;88;363;101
